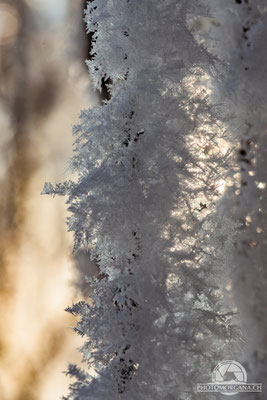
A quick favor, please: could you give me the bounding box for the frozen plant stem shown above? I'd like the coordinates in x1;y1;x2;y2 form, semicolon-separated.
43;1;242;399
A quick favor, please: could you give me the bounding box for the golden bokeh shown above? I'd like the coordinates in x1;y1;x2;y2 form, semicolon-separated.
0;1;98;399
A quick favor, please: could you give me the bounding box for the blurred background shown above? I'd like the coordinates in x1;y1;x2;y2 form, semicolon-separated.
0;1;99;399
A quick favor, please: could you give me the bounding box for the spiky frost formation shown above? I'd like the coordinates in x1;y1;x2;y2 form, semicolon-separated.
43;1;243;399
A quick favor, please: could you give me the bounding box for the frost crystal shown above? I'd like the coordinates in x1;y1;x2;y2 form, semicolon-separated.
44;1;248;399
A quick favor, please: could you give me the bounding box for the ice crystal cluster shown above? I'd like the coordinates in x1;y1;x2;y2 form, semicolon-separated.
210;0;267;389
42;0;267;398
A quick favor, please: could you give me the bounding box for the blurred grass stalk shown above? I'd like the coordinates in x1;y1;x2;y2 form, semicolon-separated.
0;1;98;399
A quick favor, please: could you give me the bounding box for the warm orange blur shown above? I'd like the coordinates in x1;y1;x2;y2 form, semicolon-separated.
0;1;98;399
